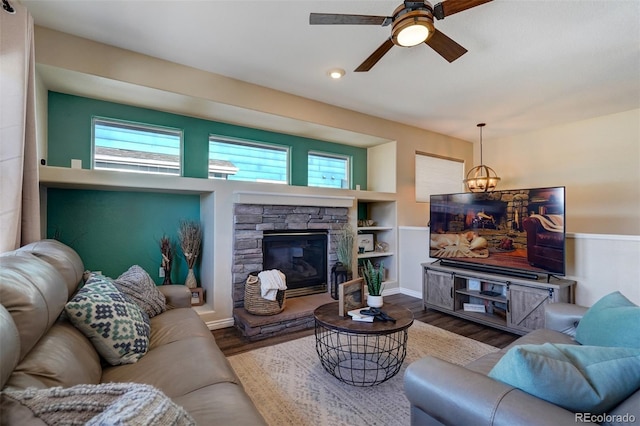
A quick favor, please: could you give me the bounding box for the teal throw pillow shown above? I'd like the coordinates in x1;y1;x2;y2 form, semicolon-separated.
488;343;640;413
65;274;150;365
575;291;640;348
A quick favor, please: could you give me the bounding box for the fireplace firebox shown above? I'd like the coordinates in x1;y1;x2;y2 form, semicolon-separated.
262;230;328;298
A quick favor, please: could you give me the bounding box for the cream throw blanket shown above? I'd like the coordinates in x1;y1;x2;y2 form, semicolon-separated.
258;269;287;301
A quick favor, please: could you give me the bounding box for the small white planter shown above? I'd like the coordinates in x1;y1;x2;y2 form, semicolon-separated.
367;294;384;308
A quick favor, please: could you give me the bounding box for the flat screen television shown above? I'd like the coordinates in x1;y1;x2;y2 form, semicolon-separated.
429;186;566;278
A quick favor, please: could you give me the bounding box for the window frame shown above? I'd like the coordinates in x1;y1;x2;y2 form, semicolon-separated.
307;150;351;189
91;117;184;176
208;135;290;184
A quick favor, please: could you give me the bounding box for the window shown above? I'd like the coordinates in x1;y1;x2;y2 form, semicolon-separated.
308;152;350;189
93;118;182;175
208;136;288;183
415;152;464;202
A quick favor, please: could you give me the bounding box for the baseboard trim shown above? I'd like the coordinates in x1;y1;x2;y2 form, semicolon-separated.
205;318;234;331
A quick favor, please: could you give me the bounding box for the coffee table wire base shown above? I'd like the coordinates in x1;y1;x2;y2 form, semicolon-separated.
314;324;409;386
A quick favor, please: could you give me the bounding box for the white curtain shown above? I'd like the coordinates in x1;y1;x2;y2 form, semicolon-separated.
0;1;40;252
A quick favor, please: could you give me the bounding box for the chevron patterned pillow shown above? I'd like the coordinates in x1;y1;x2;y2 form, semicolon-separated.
65;274;150;365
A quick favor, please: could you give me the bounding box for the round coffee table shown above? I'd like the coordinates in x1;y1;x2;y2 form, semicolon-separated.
314;302;414;386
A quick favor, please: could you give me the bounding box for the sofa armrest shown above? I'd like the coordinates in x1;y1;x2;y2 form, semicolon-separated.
158;285;192;309
544;303;588;337
404;356;591;426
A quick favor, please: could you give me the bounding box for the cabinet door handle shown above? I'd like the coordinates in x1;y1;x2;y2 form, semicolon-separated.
507;300;510;313
450;288;453;298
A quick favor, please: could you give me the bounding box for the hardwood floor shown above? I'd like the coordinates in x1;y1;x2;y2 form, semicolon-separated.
212;293;520;356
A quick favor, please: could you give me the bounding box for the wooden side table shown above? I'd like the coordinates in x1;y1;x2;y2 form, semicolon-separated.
313;302;414;386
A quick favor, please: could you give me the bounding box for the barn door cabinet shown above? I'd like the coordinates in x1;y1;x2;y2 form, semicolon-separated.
422;262;576;335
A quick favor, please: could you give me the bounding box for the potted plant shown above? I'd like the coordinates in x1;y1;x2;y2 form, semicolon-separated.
362;259;385;308
178;220;202;289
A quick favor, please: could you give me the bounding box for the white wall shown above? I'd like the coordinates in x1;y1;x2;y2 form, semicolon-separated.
483;109;640;235
398;226;429;298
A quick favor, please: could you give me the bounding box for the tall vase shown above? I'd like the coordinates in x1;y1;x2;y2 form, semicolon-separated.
185;268;197;289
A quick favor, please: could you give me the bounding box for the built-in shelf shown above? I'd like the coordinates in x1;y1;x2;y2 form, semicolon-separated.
357;226;393;232
39;166;212;194
357;251;395;259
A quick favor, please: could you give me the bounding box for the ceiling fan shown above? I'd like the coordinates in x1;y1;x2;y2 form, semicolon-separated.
309;0;492;72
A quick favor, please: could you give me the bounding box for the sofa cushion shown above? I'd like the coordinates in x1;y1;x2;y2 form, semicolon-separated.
5;319;101;390
488;343;640;414
64;274;150;365
1;383;195;425
113;265;167;318
575;291;640;348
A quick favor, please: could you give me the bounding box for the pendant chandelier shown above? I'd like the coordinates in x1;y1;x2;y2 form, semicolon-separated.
464;123;501;192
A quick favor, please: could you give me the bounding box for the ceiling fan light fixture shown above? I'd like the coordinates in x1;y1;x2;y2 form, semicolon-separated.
397;22;431;46
392;10;434;47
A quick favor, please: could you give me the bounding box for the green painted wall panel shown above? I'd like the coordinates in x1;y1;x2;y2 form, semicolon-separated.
48;92;367;187
47;189;201;285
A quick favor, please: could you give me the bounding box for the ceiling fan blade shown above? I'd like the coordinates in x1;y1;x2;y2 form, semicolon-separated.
433;0;492;20
309;13;388;25
425;29;468;62
355;38;395;72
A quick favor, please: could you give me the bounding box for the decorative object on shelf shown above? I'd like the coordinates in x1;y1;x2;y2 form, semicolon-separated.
464;123;501;193
178;220;202;289
357;234;374;252
358;219;376;227
331;262;349;300
375;241;389;252
338;278;365;317
362;259;385;308
190;288;204;306
335;224;355;275
159;235;173;285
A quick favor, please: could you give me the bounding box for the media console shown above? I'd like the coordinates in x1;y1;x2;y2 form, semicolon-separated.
422;261;576;335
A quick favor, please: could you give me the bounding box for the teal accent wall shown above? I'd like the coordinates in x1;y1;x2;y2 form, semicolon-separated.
46;92;367;283
47;189;201;285
47;92;367;188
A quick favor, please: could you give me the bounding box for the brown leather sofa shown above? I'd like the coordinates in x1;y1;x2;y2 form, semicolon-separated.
0;239;266;425
403;303;640;426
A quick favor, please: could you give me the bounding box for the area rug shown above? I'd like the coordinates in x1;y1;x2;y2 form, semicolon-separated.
228;320;499;426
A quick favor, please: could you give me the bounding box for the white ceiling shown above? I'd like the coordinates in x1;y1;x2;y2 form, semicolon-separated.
20;0;640;143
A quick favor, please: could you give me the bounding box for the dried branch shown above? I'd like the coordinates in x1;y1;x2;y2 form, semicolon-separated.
178;220;202;269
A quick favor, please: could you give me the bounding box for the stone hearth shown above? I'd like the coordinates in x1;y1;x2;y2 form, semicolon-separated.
233;293;333;341
232;203;349;339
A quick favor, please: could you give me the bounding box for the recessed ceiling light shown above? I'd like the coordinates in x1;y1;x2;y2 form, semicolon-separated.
327;68;345;79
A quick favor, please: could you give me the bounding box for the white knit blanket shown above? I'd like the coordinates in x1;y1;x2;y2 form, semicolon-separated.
258;269;287;301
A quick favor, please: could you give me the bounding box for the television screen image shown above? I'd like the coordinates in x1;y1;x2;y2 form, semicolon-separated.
429;187;566;277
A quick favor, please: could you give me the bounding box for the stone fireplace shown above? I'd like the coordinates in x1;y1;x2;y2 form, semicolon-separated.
232;202;350;340
232;203;349;308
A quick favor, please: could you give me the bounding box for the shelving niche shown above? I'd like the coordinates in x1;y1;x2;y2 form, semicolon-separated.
356;199;397;290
